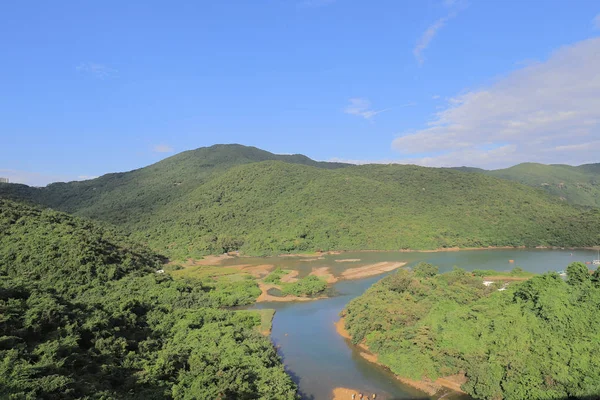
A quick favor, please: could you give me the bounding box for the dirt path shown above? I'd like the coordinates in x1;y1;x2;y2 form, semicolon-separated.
341;262;406;280
334;318;467;396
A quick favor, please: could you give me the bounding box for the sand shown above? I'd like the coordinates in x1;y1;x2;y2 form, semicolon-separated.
280;270;299;283
187;253;234;265
310;267;338;284
335;259;362;263
341;262;406;280
256;282;321;303
334;318;467;396
332;387;380;399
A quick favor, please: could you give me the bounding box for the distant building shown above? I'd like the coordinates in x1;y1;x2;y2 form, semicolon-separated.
0;177;8;183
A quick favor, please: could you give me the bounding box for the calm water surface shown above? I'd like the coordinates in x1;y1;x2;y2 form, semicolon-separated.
242;249;598;400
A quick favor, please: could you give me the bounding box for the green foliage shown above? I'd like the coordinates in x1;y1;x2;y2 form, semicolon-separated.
0;199;297;399
566;261;591;286
264;268;287;283
1;145;599;258
471;267;532;278
342;263;600;399
281;275;327;297
457;162;600;208
413;262;438;278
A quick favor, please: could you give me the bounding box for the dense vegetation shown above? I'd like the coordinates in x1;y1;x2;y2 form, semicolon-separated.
263;269;328;297
0;199;297;399
1;145;599;259
342;262;600;399
456;162;600;208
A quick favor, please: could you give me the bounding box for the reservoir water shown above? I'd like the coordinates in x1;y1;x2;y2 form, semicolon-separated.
236;249;599;400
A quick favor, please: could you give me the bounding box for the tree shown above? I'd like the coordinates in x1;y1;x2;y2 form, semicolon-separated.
566;262;590;286
413;262;438;278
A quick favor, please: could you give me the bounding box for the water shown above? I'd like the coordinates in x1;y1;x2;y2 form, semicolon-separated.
243;249;598;399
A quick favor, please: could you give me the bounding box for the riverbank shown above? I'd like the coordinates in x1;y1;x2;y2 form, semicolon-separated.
334;318;467;397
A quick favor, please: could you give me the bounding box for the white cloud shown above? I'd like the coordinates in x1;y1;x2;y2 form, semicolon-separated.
153;144;174;153
432;94;441;99
414;13;456;65
76;62;117;78
594;13;600;30
344;98;390;120
392;37;600;169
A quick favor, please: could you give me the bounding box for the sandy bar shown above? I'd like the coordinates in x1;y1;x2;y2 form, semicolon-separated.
310;267;338;284
335;259;362;263
280;270;299;283
334;318;466;396
256;283;322;303
341;262;406;280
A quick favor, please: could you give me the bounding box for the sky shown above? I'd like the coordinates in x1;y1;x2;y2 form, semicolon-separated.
1;0;600;186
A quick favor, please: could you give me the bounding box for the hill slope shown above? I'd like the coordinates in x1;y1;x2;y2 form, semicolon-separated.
457;162;600;208
0;199;297;399
0;144;349;227
1;146;599;258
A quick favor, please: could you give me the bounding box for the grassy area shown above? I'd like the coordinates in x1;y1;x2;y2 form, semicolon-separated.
170;264;246;280
237;309;276;335
472;267;535;279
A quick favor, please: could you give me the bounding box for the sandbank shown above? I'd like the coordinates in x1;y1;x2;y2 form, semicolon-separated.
334;318;467;396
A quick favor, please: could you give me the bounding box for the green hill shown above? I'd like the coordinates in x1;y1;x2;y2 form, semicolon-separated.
342;262;600;399
1;145;599;258
0;144;349;227
0;199;297;399
457;162;600;208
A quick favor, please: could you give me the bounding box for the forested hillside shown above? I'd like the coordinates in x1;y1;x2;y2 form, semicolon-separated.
0;199;297;399
1;145;599;258
342;263;600;399
457;162;600;208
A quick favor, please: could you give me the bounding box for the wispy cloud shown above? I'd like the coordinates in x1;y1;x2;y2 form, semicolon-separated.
392;37;600;169
153;144;174;153
413;1;466;65
594;13;600;30
414;14;455;65
344;98;391;120
76;62;117;79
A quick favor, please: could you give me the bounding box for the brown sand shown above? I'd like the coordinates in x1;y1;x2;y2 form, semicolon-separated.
341;262;406;280
332;387;379;400
256;283;321;303
310;267;338;284
239;264;275;278
298;257;325;262
280;270;299;283
187;253;234;265
334;318;466;396
335;259;362;263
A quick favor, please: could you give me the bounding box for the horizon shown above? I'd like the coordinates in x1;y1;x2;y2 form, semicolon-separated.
1;142;598;187
2;1;600;186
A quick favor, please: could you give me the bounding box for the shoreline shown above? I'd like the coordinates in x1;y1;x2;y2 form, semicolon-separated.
333;318;467;397
179;245;598;266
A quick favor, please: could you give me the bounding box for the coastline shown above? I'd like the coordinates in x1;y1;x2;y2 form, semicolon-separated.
333;318;467;397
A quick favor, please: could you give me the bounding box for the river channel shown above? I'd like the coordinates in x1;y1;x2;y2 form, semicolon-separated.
226;249;599;399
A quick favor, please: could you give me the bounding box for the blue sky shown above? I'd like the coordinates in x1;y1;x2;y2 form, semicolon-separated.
2;0;599;186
